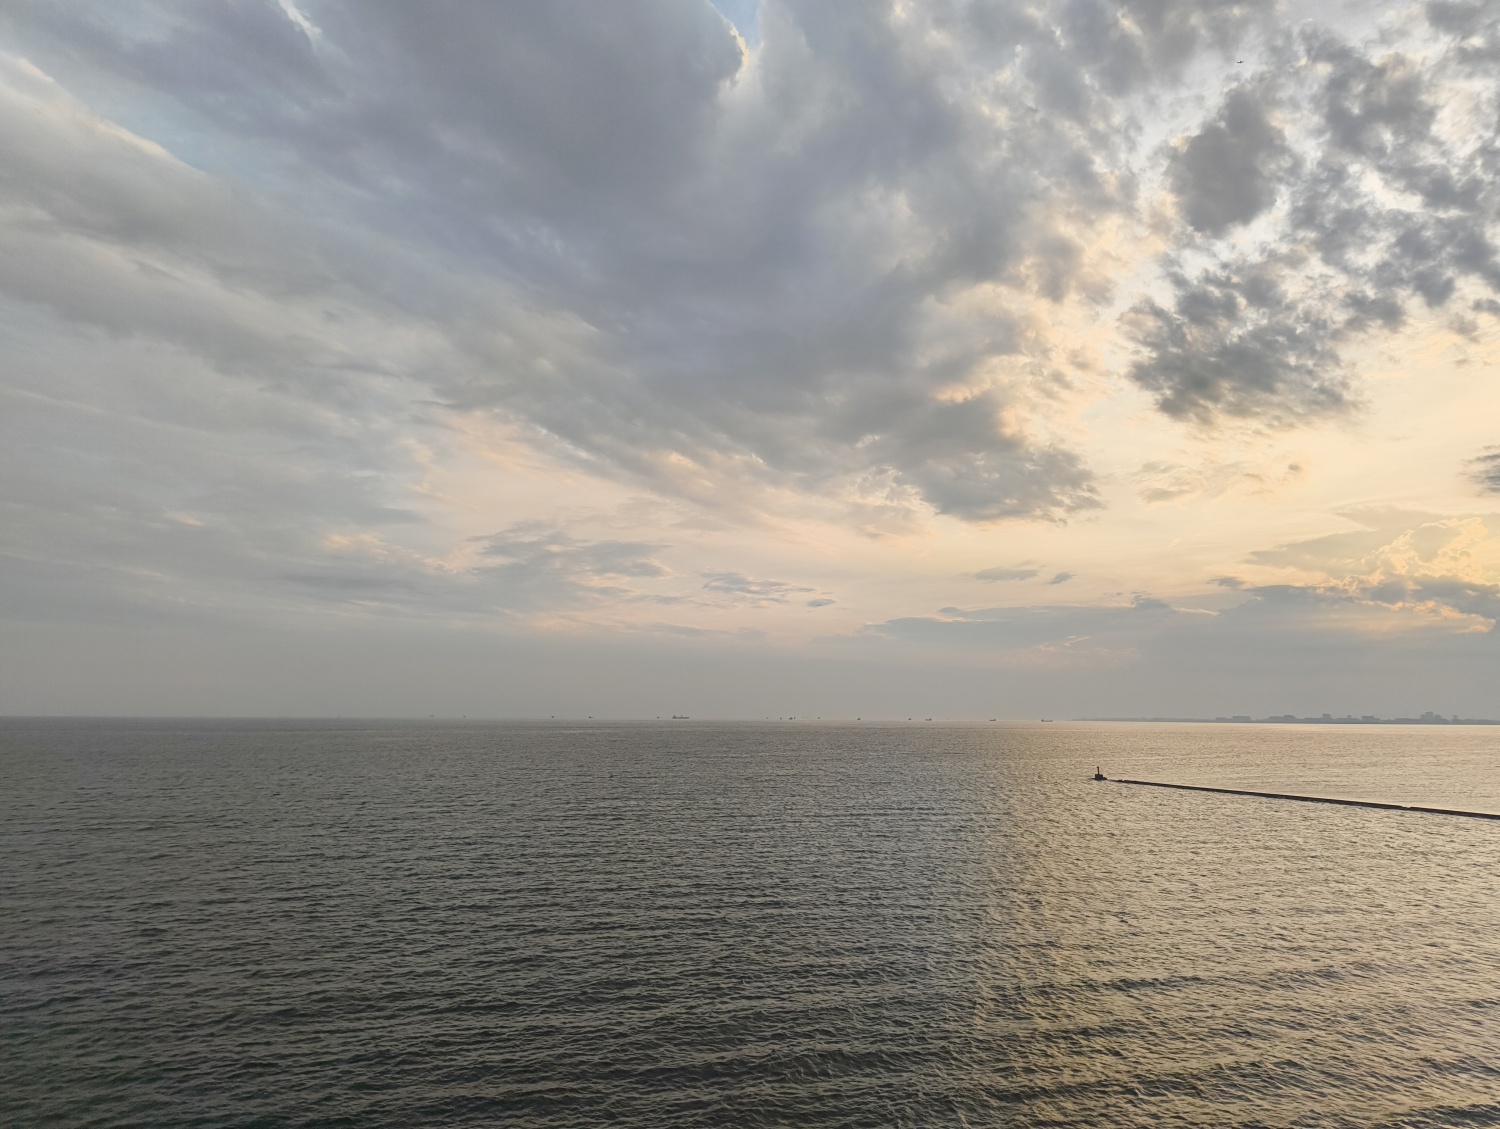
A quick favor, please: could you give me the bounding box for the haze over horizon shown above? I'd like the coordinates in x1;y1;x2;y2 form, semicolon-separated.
4;0;1500;718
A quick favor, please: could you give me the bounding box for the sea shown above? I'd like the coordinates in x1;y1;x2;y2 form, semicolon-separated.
4;718;1500;1128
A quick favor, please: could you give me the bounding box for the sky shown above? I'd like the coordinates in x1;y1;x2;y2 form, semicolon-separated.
3;0;1500;719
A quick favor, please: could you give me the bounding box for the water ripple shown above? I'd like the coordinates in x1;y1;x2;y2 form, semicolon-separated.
5;719;1500;1127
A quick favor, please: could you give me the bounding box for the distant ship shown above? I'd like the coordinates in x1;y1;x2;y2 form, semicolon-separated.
671;715;689;720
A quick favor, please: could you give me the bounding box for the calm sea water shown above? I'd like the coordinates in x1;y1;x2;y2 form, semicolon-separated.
4;719;1500;1127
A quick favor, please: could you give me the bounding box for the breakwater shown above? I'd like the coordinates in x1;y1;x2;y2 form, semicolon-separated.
1108;776;1500;821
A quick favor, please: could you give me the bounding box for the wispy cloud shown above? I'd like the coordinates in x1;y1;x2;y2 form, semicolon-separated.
975;565;1041;582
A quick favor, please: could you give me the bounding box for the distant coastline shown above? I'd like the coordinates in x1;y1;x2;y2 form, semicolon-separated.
1077;712;1500;725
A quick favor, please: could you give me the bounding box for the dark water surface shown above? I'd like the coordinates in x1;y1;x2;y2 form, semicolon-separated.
5;719;1500;1127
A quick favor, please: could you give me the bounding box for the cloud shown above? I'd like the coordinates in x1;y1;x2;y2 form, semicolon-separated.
975;565;1041;582
640;622;767;641
1125;256;1352;424
475;524;673;609
1470;447;1500;494
852;507;1500;681
3;3;1493;481
702;571;815;604
3;0;1500;691
1170;85;1293;236
1128;17;1500;425
0;0;1194;527
1242;508;1500;628
24;0;1489;547
861;594;1176;654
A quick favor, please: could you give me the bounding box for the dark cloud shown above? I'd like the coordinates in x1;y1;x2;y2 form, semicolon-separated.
1470;448;1500;494
896;436;1100;522
1048;571;1074;584
2;1;1490;511
1126;257;1350;422
1130;20;1500;425
0;0;1212;525
1171;86;1293;236
1425;0;1490;36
